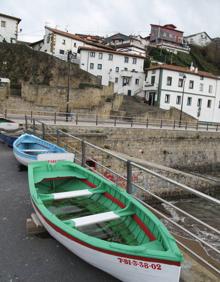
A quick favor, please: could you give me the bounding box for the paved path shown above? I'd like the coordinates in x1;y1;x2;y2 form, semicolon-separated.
0;142;117;282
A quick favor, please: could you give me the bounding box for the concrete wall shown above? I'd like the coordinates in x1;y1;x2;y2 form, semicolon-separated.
61;126;220;172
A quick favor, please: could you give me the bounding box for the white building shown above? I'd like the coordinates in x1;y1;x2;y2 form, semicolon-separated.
0;13;21;43
184;32;212;47
38;26;112;62
79;47;145;96
143;64;220;123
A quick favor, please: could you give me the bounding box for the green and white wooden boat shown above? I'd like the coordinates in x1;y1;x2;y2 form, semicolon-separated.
28;161;183;282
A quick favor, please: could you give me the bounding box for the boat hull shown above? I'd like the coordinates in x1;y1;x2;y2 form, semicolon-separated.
33;202;181;282
13;151;34;166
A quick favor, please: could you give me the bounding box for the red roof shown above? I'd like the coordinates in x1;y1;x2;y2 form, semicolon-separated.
45;27;113;50
78;46;145;59
0;12;21;23
150;24;183;34
147;64;219;79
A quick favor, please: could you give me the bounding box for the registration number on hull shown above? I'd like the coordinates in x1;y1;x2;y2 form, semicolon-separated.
117;257;162;270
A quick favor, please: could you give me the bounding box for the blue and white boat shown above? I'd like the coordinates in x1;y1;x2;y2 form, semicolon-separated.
13;134;74;166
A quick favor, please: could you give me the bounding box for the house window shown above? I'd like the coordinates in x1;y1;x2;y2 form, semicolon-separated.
59;49;65;54
108;54;113;61
1;21;6;28
167;76;172;86
90;52;95;57
197;98;202;107
176;96;181;105
187;97;192;106
47;35;50;43
62;39;66;45
209;85;213;93
178;78;183;87
207;100;212;108
199;83;204;91
165;94;170;103
115;77;118;83
90;63;94;69
135;79;139;85
189;80;194;89
132;58;137;64
98;53;103;59
115;67;119;72
151;76;155;85
124;67;128;71
200;76;204;80
97;64;102;70
152;70;156;74
74;42;77;47
123;78;129;86
124;56;129;63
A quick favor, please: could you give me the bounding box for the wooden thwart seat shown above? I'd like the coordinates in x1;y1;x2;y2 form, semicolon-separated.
23;149;49;152
52;189;92;200
72;211;120;228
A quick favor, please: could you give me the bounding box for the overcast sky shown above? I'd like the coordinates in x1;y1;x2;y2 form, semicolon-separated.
1;0;220;42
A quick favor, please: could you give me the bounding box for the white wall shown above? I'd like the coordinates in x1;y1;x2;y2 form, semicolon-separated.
80;49;145;96
185;33;212;47
0;16;19;43
144;68;220;123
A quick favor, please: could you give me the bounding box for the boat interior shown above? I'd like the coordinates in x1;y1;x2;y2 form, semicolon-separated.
34;172;168;252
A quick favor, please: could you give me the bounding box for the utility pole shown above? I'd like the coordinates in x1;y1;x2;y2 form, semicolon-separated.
66;51;71;122
179;74;187;126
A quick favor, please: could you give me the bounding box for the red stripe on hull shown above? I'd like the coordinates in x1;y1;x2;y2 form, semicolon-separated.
32;202;180;267
80;179;156;242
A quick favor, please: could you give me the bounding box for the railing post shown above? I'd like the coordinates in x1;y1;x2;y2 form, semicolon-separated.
196;121;199;130
4;109;7;118
146;118;148;128
114;117;117;127
185;121;187;130
76;113;78;125
96;115;98;126
54;112;57;124
160;119;162;128
206;123;209;131
33;118;36;134
56;129;60;145
81;140;86;167
173;120;176;129
130;118;133;127
126;160;132;194
216;124;219;132
42;123;45;139
30;111;33;123
24;114;28;131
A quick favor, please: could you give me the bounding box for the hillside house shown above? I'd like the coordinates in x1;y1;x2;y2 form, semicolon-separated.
143;64;220;123
184;32;212;47
0;13;21;43
149;24;190;54
79;46;145;96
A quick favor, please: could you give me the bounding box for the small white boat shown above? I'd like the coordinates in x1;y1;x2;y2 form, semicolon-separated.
0;117;19;131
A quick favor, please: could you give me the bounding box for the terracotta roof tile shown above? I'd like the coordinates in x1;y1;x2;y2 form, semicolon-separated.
147;64;219;79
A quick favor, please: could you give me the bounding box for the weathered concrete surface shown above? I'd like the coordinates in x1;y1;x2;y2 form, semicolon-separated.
0;142;116;282
58;126;220;172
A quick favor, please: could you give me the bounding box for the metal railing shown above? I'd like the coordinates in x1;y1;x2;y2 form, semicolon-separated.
2;108;220;132
24;115;220;275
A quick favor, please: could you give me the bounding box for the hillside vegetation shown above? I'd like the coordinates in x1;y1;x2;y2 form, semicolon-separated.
147;41;220;75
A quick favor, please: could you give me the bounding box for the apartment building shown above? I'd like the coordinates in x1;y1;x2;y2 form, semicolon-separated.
143;64;220;123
